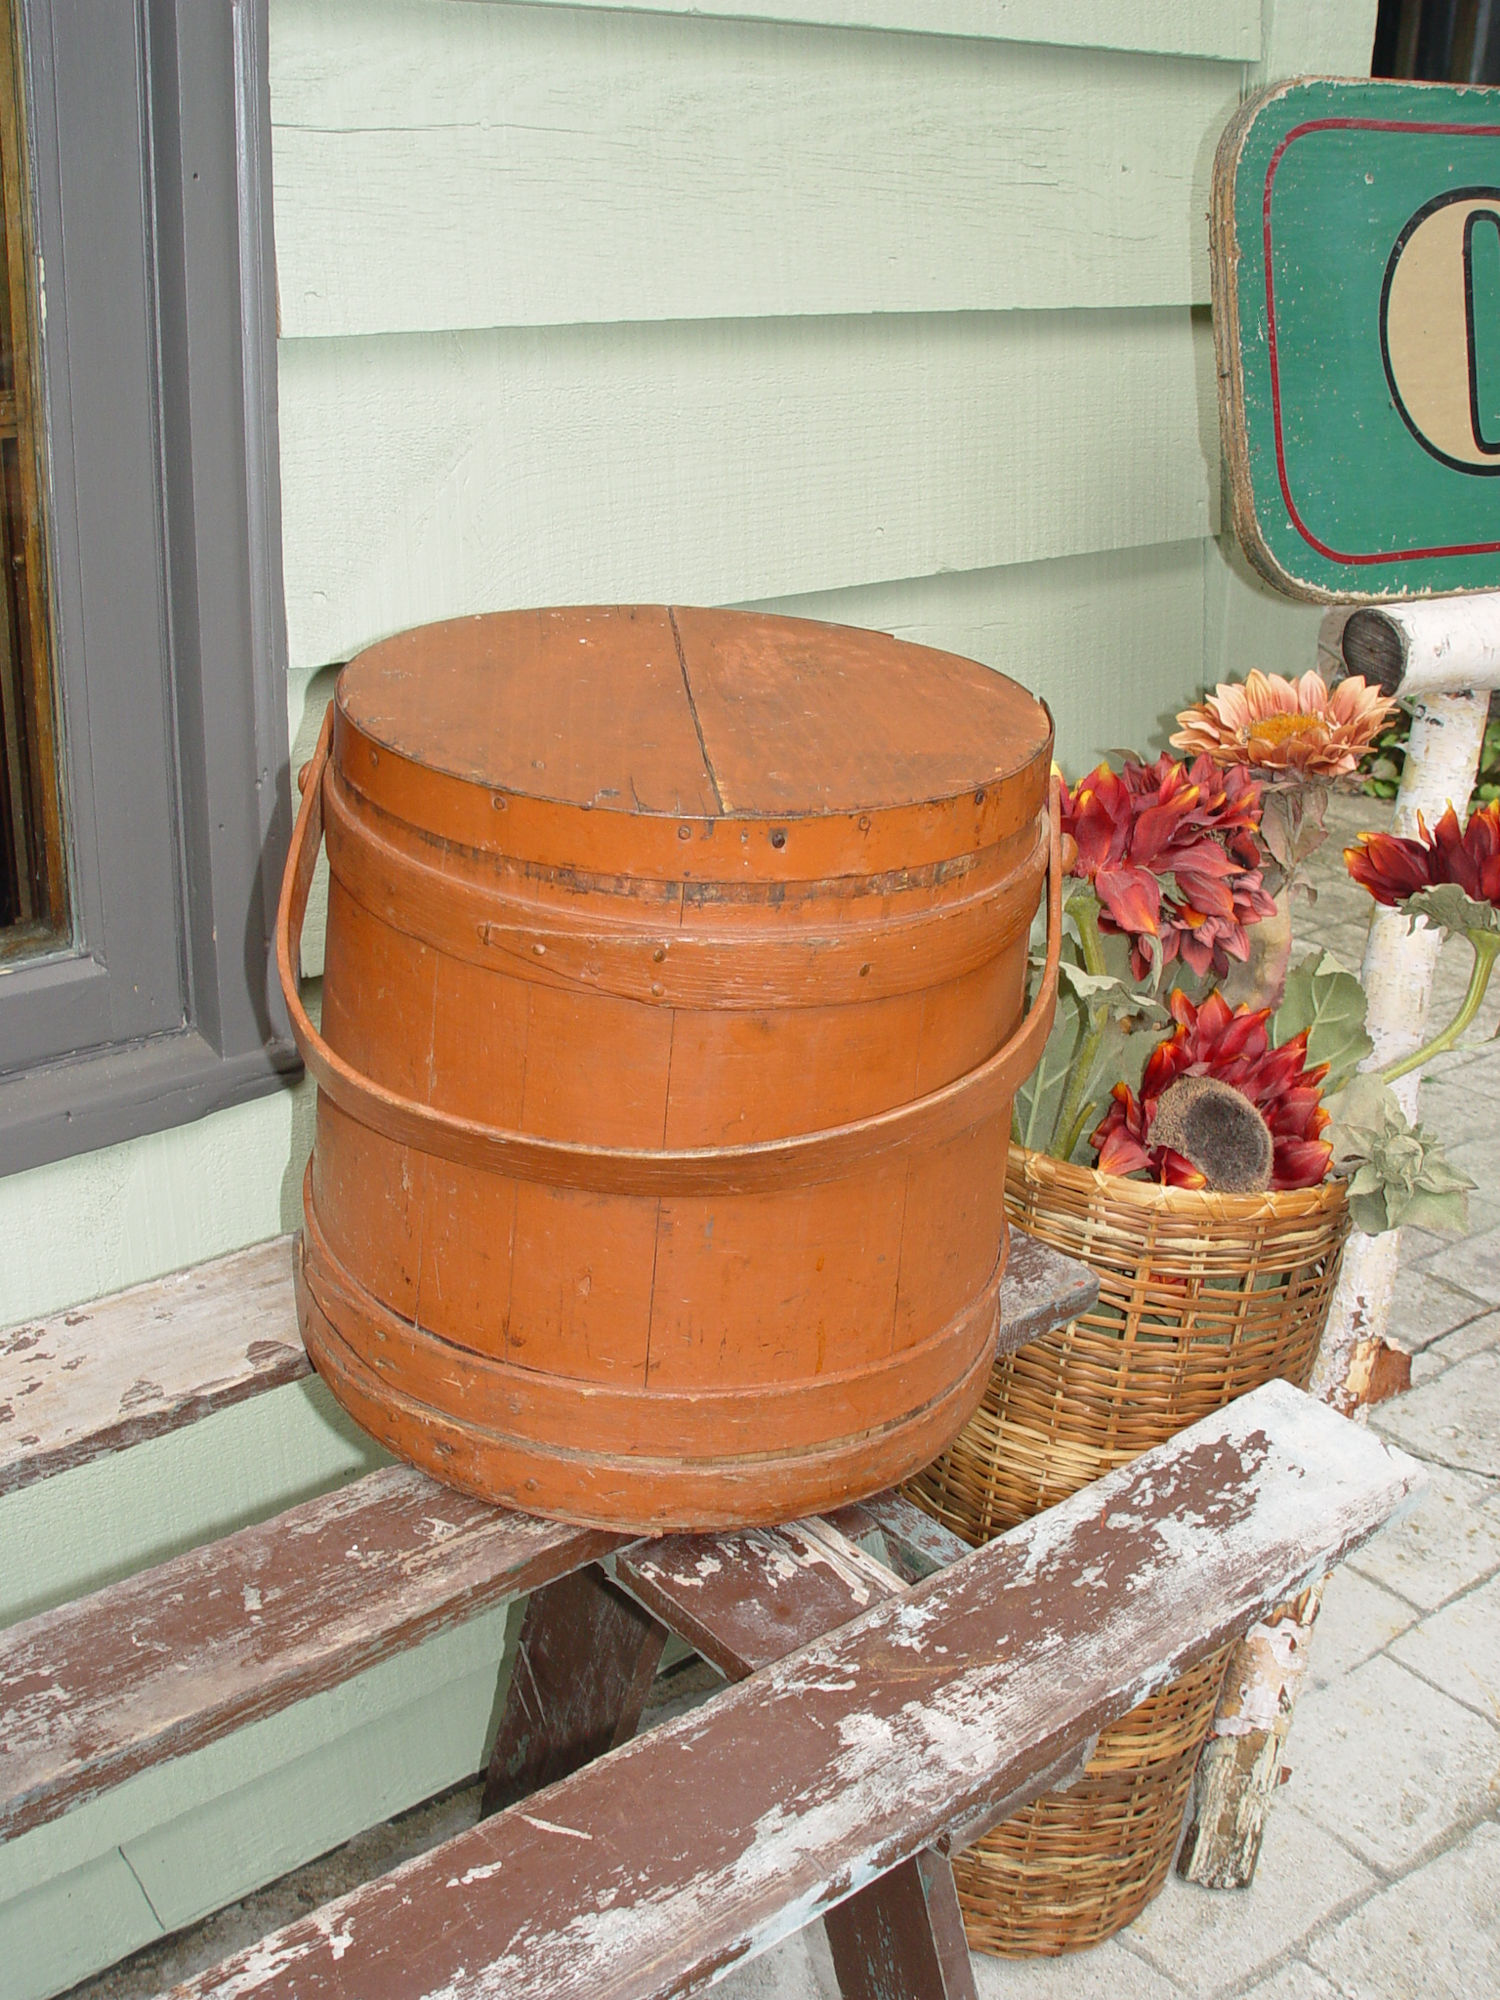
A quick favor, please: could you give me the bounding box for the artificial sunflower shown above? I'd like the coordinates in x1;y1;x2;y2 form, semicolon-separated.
1059;754;1275;980
1091;989;1332;1192
1171;669;1397;780
1345;799;1500;908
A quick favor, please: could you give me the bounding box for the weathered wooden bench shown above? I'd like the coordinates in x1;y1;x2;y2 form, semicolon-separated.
0;1228;1110;1996
0;1237;1424;2000
143;1381;1416;2000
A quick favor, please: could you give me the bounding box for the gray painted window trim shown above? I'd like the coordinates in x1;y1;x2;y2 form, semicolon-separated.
0;0;298;1175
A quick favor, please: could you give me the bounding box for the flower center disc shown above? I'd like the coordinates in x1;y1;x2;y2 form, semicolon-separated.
1244;712;1324;748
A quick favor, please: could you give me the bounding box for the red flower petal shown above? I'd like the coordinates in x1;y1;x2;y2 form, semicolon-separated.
1095;863;1161;937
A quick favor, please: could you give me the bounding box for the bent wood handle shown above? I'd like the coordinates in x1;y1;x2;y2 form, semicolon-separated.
276;704;1062;1197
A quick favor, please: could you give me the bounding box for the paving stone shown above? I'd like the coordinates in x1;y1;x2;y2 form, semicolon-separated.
1305;1568;1418;1692
1390;1572;1500;1723
1412;1073;1500;1152
717;1926;837;2000
1422;1224;1500;1308
1411;1311;1500;1384
1384;1268;1490;1354
1308;1820;1500;2000
1347;1462;1500;1611
1125;1804;1375;1991
969;1935;1181;2000
1235;1962;1339;2000
1393;1223;1460;1269
1444;1132;1500;1188
1372;1350;1500;1476
1280;1655;1499;1874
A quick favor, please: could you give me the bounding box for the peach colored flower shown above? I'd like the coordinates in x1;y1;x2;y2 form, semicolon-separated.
1171;670;1397;779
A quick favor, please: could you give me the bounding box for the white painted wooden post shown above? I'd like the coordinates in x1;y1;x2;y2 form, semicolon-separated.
1179;591;1500;1890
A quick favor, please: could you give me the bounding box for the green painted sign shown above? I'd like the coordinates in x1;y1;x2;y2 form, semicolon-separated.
1214;78;1500;602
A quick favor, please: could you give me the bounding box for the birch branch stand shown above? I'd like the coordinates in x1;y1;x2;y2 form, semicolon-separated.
1178;591;1500;1891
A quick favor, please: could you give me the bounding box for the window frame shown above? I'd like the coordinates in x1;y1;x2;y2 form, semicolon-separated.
0;0;296;1176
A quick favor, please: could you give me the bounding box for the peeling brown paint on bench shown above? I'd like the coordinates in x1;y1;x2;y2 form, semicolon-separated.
0;1466;624;1840
163;1385;1423;2000
0;1238;310;1496
613;1510;980;1996
0;1231;1093;1503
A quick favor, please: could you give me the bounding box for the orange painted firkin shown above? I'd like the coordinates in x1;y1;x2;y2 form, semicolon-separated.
277;606;1059;1530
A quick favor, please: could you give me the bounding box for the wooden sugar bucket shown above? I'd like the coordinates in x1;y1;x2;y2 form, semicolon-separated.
277;606;1058;1529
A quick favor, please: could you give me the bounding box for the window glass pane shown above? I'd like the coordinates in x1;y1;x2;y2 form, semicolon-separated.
0;0;64;953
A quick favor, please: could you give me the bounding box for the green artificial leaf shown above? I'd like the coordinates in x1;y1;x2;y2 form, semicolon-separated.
1400;883;1500;941
1056;960;1170;1025
1272;950;1373;1092
1328;1075;1475;1237
1013;901;1168;1162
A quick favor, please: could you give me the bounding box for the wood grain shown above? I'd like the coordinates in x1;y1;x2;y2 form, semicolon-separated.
0;1466;622;1842
751;538;1211;781
270;1;1240;339
166;1381;1422;2000
481;1566;667;1815
276;309;1209;673
611;1514;976;1998
467;2;1260;63
614;1513;903;1678
0;1240;308;1498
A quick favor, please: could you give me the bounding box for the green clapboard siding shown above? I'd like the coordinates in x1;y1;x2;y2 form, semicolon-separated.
0;1374;380;1628
2;7;1380;1992
0;1850;161;2000
271;0;1241;337
495;0;1263;62
747;539;1209;777
277;308;1210;672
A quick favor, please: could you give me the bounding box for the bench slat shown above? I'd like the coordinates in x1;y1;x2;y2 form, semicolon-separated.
167;1382;1421;2000
613;1516;977;1997
0;1231;1093;1500
0;1467;620;1841
0;1238;309;1497
992;1230;1097;1352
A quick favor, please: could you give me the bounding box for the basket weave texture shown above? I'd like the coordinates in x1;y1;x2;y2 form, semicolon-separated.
952;1646;1233;1957
908;1146;1350;1956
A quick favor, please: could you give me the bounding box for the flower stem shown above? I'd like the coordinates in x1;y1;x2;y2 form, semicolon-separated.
1047;891;1110;1159
1378;930;1500;1086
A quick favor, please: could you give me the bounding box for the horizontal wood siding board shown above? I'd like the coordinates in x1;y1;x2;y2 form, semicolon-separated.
488;1;1261;62
277;309;1208;673
270;3;1241;338
745;538;1211;776
0;1601;513;1903
0;1238;307;1498
0;1466;620;1842
173;1383;1421;2000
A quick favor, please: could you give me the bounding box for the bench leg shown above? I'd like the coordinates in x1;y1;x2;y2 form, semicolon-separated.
823;1848;978;2000
482;1565;668;1815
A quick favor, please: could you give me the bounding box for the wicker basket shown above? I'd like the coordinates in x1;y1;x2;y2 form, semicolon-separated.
908;1146;1349;1956
952;1645;1233;1956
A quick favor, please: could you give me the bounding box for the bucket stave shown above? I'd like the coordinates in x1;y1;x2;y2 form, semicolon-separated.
278;606;1056;1529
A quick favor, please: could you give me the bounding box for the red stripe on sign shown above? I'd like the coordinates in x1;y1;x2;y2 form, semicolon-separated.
1262;116;1500;567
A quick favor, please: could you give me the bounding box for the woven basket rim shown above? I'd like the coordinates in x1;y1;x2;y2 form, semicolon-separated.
1009;1143;1348;1224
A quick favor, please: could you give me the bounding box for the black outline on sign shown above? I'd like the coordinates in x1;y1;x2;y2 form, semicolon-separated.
1464;208;1500;456
1381;184;1500;476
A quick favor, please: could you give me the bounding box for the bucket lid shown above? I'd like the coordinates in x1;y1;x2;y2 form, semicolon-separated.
334;606;1051;881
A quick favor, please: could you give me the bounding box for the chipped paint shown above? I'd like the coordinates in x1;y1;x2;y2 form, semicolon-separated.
164;1381;1421;2000
517;1814;592;1842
